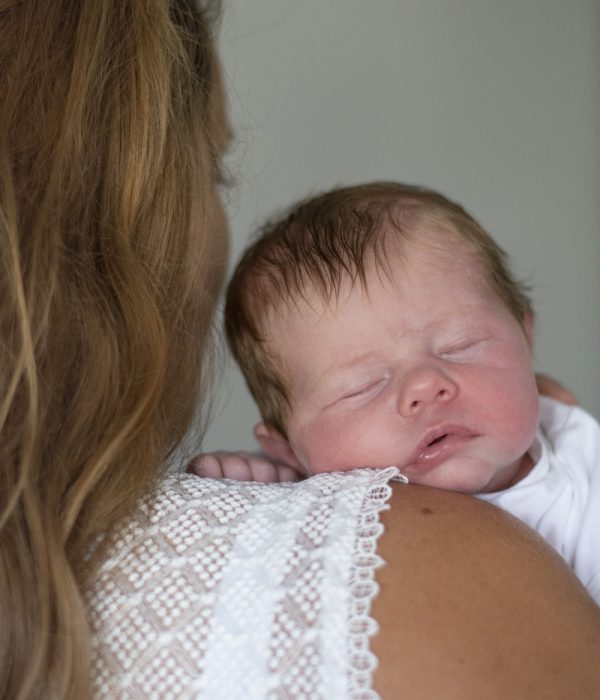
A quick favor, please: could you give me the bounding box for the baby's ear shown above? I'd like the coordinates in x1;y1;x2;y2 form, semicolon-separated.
254;422;305;473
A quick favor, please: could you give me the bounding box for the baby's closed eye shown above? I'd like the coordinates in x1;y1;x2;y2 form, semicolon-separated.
336;376;388;404
438;337;490;358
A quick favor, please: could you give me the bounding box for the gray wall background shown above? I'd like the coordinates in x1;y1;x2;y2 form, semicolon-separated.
204;0;600;452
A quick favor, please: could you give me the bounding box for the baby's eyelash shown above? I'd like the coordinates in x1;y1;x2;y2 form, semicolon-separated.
443;342;475;353
341;386;371;400
339;379;384;401
440;337;488;354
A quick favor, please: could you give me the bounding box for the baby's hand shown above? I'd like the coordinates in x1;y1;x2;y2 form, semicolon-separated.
188;451;301;483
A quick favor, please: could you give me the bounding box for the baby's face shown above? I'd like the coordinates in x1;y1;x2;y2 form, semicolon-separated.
267;230;539;493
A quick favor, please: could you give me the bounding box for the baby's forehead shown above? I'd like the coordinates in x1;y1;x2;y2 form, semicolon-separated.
262;229;488;329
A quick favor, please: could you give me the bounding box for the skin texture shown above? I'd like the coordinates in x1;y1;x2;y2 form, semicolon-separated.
188;450;298;482
262;232;540;493
190;374;577;481
371;485;600;699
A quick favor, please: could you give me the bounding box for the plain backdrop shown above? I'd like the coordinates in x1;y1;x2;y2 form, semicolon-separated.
203;0;600;453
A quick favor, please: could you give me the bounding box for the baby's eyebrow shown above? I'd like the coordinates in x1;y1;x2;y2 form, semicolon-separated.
315;352;384;384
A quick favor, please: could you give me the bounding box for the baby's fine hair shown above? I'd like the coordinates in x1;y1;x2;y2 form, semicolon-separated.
225;182;532;436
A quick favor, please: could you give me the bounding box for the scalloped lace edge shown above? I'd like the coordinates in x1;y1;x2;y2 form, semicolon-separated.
347;467;406;700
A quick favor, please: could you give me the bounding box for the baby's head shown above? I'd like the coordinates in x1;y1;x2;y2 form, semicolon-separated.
225;182;540;493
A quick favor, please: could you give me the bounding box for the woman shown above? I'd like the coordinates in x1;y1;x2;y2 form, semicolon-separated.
0;1;227;696
1;1;598;698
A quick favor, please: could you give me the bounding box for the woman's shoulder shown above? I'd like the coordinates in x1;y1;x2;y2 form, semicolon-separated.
86;472;600;699
372;484;600;699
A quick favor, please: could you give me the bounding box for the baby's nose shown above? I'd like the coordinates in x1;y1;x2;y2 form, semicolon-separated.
398;367;458;417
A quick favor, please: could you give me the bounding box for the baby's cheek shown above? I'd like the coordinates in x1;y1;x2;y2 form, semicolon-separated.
516;389;540;447
493;373;540;454
291;420;343;474
292;416;369;474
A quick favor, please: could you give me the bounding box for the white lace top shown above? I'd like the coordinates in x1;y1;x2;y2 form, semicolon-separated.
86;467;404;699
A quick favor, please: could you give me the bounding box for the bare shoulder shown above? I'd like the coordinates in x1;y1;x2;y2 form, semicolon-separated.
371;484;600;699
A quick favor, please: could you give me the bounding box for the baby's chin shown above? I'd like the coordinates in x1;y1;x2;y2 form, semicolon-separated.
400;456;519;494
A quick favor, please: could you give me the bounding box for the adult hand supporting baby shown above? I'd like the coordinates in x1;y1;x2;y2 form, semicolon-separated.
535;373;577;405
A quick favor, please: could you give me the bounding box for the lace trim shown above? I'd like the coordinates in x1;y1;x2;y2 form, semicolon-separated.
347;467;405;700
86;467;406;699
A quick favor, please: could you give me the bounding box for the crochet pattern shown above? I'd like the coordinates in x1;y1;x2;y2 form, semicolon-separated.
86;467;405;699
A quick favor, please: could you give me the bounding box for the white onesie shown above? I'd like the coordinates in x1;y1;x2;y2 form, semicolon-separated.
478;396;600;604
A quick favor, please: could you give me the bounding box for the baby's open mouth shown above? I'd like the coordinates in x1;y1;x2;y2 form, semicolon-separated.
409;426;478;467
428;434;448;446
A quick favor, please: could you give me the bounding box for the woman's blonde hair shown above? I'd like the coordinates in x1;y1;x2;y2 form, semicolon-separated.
0;1;225;697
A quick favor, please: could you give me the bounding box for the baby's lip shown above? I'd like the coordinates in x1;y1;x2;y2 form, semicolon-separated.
409;424;479;465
